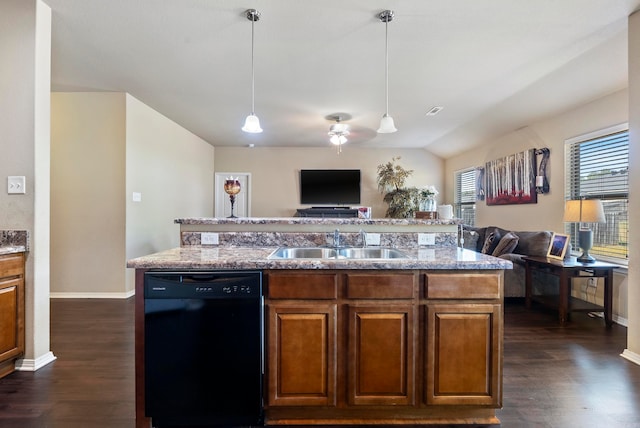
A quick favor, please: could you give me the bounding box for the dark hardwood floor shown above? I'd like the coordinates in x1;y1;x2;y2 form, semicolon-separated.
0;298;639;428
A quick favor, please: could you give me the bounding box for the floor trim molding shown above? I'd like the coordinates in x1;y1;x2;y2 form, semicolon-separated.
621;349;640;366
15;351;57;372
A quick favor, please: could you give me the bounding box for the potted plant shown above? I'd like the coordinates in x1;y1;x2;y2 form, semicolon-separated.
377;157;422;218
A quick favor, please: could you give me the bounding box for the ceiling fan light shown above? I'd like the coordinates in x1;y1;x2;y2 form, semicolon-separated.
242;114;263;133
330;134;347;145
377;114;397;133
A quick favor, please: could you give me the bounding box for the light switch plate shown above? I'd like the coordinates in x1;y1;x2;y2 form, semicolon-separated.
418;233;436;246
132;192;142;202
7;176;26;194
365;233;381;246
201;232;219;245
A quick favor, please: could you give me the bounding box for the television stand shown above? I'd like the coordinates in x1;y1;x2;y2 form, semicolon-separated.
296;207;359;218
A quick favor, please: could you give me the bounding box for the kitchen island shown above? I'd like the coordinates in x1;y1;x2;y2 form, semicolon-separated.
128;218;511;427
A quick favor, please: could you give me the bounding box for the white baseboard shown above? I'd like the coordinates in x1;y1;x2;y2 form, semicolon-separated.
614;315;628;327
621;349;640;366
50;289;135;299
15;351;57;371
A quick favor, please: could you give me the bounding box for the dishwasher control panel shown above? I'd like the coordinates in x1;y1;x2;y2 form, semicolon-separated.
144;271;262;299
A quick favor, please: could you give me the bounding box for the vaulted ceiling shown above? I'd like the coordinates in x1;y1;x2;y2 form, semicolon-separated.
42;0;640;158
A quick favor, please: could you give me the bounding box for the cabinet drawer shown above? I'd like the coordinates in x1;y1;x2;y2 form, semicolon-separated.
346;273;415;299
267;273;338;299
0;254;24;279
424;272;501;299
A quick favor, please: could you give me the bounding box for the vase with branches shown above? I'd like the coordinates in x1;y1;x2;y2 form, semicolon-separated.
377;157;422;218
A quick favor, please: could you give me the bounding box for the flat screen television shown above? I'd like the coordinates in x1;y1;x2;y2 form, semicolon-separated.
300;169;361;206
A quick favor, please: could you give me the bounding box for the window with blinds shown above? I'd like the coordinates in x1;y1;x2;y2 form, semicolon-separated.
565;126;629;262
454;168;477;226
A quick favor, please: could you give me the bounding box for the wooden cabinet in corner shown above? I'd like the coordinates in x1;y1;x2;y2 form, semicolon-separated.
425;303;502;406
0;252;25;379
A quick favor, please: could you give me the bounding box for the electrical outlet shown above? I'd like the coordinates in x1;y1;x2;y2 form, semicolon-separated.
201;232;219;245
587;278;597;288
365;233;381;246
418;233;436;246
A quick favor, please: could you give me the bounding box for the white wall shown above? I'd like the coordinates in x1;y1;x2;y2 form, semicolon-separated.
50;93;215;297
0;0;54;368
51;93;127;297
444;89;628;232
214;147;444;218
125;94;215;292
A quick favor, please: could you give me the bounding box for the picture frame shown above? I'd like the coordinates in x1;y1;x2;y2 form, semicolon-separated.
485;148;537;205
547;233;569;260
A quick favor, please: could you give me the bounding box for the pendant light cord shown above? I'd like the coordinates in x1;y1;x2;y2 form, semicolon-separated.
384;19;389;116
250;16;255;115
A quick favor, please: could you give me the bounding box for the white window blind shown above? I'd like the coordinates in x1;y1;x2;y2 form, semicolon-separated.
454;168;477;226
565;128;629;261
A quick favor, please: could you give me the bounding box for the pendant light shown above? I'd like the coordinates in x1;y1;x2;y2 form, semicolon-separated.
377;9;397;133
242;9;263;133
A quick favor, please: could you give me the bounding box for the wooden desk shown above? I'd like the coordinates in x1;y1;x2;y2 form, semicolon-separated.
523;256;615;327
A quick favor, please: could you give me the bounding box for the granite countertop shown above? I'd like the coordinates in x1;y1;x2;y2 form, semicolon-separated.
0;246;26;256
0;230;29;255
175;217;461;226
126;246;512;270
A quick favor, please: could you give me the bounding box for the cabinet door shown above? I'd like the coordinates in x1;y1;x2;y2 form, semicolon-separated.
425;304;502;406
0;277;24;378
347;304;416;406
267;303;337;407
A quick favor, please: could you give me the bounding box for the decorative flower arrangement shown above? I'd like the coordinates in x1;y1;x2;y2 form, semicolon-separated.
420;185;439;198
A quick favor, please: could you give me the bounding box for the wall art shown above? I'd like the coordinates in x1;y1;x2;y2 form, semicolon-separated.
485;149;537;205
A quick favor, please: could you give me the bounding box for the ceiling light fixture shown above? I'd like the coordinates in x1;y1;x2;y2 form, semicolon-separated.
377;9;397;134
242;9;263;133
328;116;350;154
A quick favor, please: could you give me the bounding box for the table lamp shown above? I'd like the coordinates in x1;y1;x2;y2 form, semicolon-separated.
563;199;605;263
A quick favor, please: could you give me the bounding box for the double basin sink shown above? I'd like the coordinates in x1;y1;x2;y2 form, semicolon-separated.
268;246;410;260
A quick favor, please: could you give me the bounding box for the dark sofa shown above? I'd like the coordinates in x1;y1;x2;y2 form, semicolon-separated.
462;225;560;297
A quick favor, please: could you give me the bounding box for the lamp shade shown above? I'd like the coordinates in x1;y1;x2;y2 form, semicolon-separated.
377;114;397;133
242;114;263;133
563;199;605;223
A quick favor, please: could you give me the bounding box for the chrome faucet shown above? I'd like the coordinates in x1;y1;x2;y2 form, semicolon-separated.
359;229;367;247
333;229;341;248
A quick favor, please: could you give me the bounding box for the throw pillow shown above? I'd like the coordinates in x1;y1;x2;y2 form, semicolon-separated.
481;229;501;254
462;230;479;250
492;232;519;257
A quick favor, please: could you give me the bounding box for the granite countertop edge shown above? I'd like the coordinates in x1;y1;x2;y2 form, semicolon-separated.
0;246;27;256
127;246;512;271
174;217;461;226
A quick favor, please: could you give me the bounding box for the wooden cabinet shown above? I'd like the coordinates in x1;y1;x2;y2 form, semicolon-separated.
265;269;503;426
266;272;338;407
423;272;503;407
0;253;25;379
347;303;415;406
425;303;502;406
345;272;416;406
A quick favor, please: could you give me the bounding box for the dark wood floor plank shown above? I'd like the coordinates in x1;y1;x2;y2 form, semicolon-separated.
0;298;638;427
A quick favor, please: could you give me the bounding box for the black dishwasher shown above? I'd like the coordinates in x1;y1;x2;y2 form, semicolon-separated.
144;271;263;427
